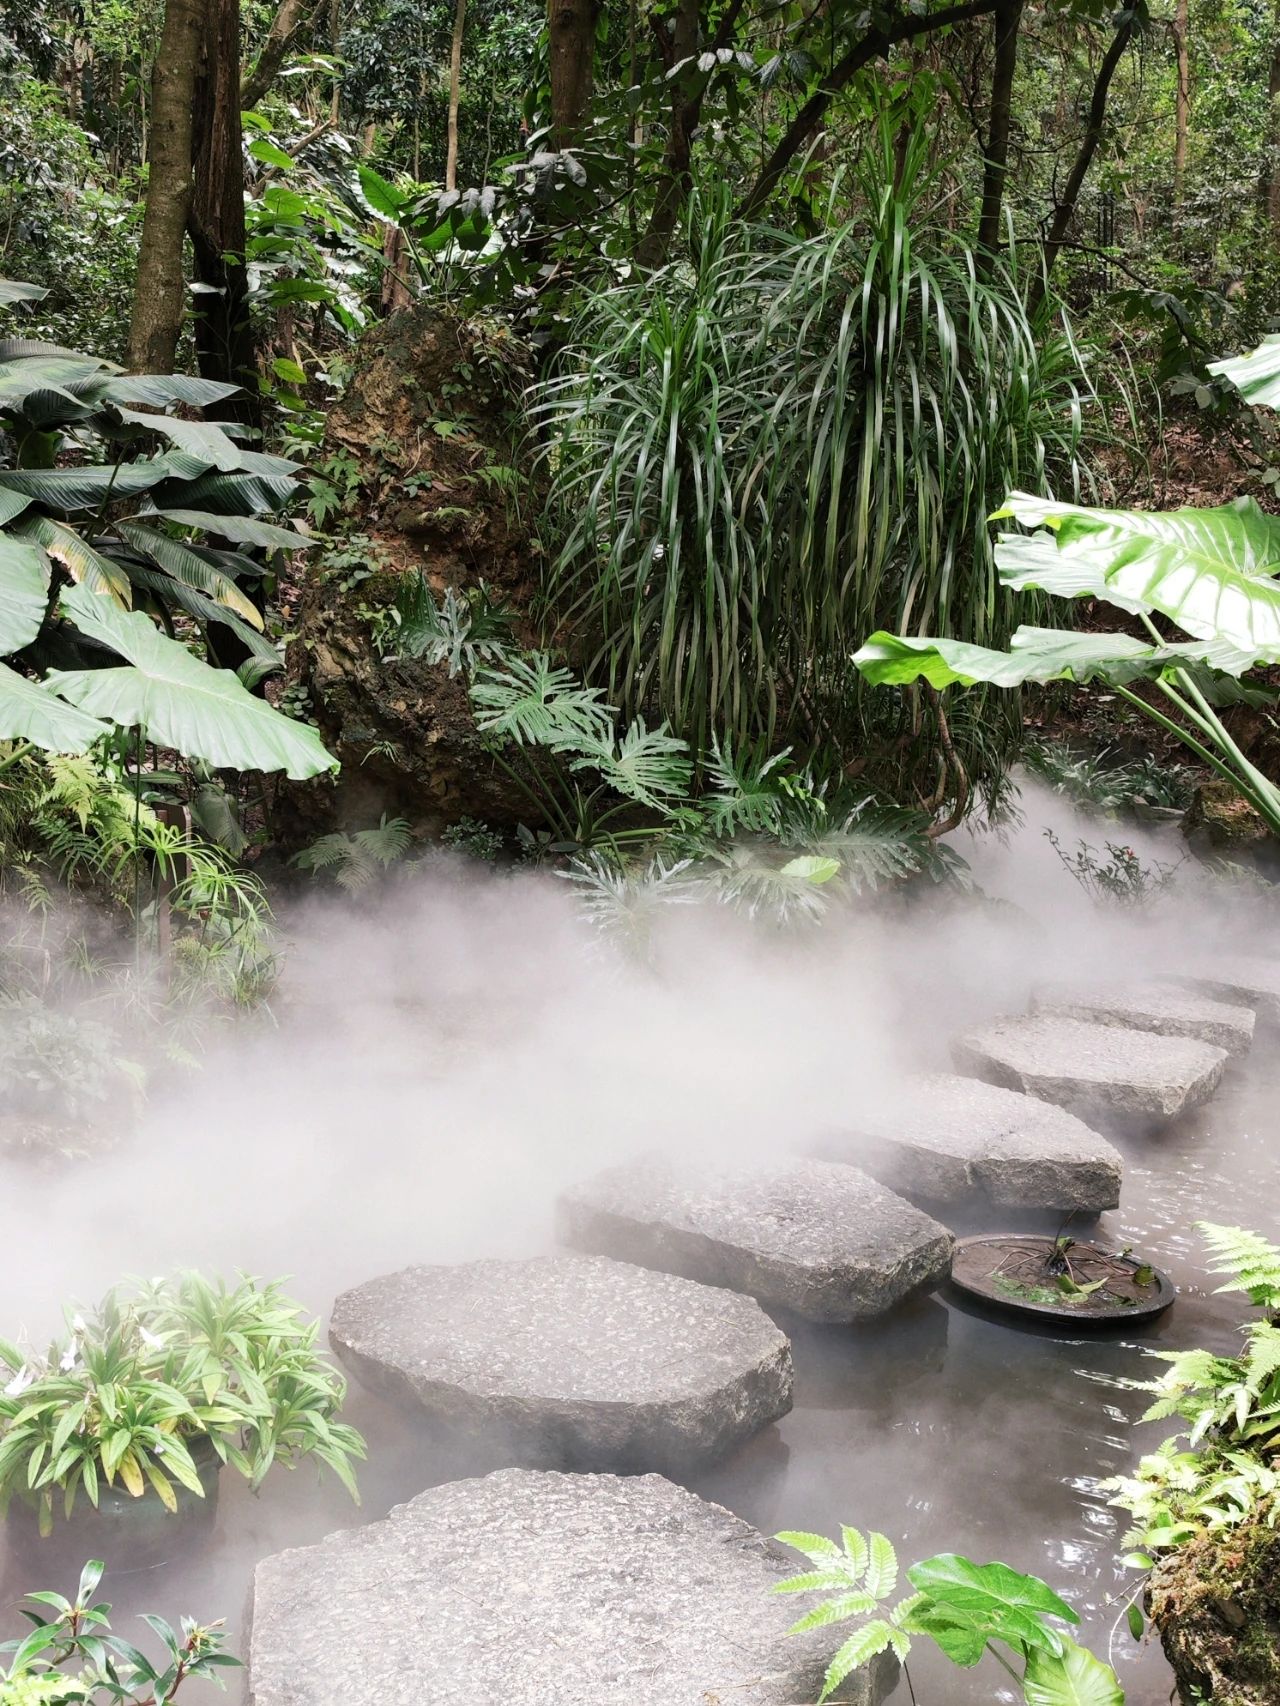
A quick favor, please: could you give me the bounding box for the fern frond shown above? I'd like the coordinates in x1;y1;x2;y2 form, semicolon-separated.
1197;1223;1280;1311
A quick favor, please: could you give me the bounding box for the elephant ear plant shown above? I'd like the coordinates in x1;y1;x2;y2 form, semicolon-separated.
0;1273;365;1536
0;1559;237;1704
853;335;1280;839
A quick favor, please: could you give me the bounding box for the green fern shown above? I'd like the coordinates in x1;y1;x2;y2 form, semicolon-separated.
774;1528;914;1701
391;576;514;677
1197;1222;1280;1311
292;816;413;893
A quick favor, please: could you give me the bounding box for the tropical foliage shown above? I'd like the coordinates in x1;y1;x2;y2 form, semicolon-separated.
0;1273;365;1536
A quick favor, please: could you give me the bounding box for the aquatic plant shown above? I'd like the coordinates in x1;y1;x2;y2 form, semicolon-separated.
775;1524;1123;1703
0;1559;236;1703
0;1273;365;1536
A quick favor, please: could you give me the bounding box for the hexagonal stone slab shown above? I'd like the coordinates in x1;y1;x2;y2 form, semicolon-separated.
246;1470;898;1706
820;1073;1122;1210
1031;980;1255;1058
952;1015;1227;1127
329;1254;792;1474
557;1155;953;1322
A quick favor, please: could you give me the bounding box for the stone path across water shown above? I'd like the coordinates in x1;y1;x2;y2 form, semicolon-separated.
952;1014;1227;1128
820;1072;1123;1211
246;1469;898;1706
1031;981;1255;1058
329;1253;792;1475
1170;958;1280;1023
557;1155;953;1322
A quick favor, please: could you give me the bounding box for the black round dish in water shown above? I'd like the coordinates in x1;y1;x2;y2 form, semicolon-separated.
949;1234;1176;1327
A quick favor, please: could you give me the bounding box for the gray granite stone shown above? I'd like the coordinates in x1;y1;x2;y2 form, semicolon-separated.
952;1014;1227;1126
1031;980;1255;1058
246;1469;898;1706
329;1254;792;1474
557;1155;953;1322
1167;958;1280;1023
822;1073;1122;1210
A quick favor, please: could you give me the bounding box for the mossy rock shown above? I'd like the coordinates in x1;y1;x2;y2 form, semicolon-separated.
1182;782;1273;852
1148;1514;1280;1704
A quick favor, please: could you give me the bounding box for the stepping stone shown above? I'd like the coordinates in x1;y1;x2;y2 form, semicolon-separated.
557;1155;953;1322
1031;980;1255;1058
820;1073;1122;1211
1168;958;1280;1024
952;1014;1227;1127
246;1469;898;1706
329;1254;792;1474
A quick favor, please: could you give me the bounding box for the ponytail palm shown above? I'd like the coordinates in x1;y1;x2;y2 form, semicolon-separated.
536;120;1104;784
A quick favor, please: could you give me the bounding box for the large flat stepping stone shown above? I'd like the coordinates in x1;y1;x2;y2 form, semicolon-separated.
557;1155;953;1322
952;1014;1227;1126
821;1073;1122;1210
329;1254;792;1474
1031;980;1255;1057
1168;957;1280;1023
247;1469;897;1706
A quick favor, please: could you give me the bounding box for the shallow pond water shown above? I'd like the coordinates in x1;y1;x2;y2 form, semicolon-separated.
0;816;1275;1705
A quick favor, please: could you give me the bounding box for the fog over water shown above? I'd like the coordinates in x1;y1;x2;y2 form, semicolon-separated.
0;777;1274;1703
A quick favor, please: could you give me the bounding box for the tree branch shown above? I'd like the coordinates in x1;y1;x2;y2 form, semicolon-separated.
241;0;314;109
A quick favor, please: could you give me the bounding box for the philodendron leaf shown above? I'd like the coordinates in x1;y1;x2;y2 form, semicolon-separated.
853;627;1245;691
993;491;1280;661
48;582;337;778
1022;1636;1125;1706
1209;336;1280;410
0;660;107;750
0;532;51;652
907;1554;1076;1658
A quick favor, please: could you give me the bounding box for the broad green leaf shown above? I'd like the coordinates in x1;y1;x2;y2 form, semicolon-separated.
117;520;263;626
115;408;246;472
122;563;281;674
49;582;337;777
854;628;1164;690
357;163;405;219
780;854;841;885
12;514;131;603
98;373;242;409
1209;336;1280;410
0;490;30;527
0;660;107;751
249;138;297;171
1022;1636;1125;1706
0;456;199;510
902;1602;995;1667
0;279;48;304
146;509;306;550
993;491;1280;661
907;1554;1076;1657
0;533;51;651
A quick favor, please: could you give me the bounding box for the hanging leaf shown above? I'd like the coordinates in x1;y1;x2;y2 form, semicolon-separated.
120;563;280;675
1022;1636;1125;1706
0;533;51;652
142;510;305;550
114;409;247;473
48;583;336;778
854;627;1244;690
0;454;208;512
0;280;48;304
0;661;107;751
116;520;263;626
12;514;131;604
1209;336;1280;410
97;373;243;410
357;164;405;220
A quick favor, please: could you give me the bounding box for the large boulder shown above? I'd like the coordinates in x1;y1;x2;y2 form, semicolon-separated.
246;1469;899;1706
557;1155;953;1322
329;1253;792;1474
278;305;537;838
1147;1517;1280;1706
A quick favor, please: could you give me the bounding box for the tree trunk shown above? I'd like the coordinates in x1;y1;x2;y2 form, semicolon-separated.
975;0;1023;269
1172;0;1189;200
127;0;207;373
1261;0;1280;233
633;0;701;268
241;0;311;108
1029;11;1137;312
548;0;599;147
446;0;466;191
190;0;258;418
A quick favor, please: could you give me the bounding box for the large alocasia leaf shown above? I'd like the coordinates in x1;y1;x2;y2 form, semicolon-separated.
853;627;1238;690
1022;1637;1125;1706
0;534;51;652
992;491;1280;662
48;583;336;778
12;515;131;604
906;1555;1075;1660
0;452;211;511
1209;336;1280;410
0;661;107;751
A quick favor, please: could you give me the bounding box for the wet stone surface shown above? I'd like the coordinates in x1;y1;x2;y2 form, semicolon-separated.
823;1072;1123;1210
246;1468;898;1706
558;1154;953;1323
1170;958;1280;1024
952;1014;1228;1128
329;1253;793;1474
1031;980;1255;1058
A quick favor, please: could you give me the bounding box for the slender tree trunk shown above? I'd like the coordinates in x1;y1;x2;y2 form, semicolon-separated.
127;0;207;372
634;0;701;268
241;0;311;108
329;0;341;122
446;0;466;190
1261;0;1280;233
548;0;599;147
1172;0;1189;200
190;0;257;417
1029;11;1137;311
975;0;1023;270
